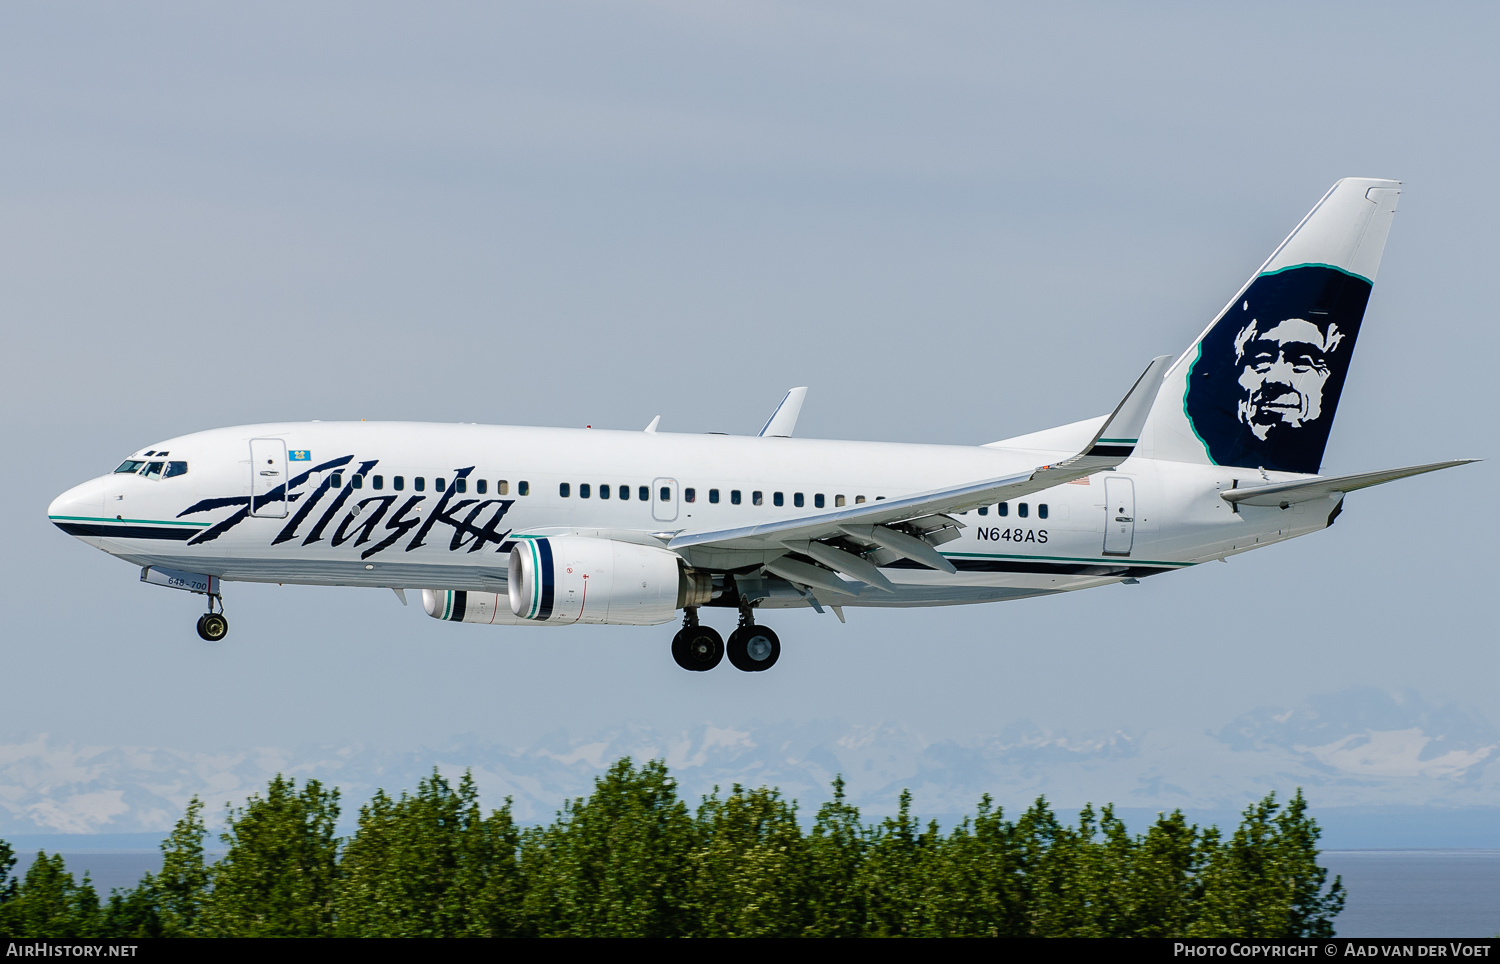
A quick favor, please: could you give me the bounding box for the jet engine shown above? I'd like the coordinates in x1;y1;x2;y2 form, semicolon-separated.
508;536;711;625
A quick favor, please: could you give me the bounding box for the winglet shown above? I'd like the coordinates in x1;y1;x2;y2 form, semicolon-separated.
644;415;661;434
759;387;807;437
1082;355;1173;458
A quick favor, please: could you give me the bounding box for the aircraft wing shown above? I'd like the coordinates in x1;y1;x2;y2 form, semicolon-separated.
668;356;1172;571
1220;459;1478;507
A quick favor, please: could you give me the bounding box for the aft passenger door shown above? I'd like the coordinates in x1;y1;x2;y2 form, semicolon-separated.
249;438;289;518
1102;476;1135;556
652;477;679;523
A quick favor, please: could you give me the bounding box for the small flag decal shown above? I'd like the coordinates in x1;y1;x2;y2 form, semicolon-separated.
289;450;311;461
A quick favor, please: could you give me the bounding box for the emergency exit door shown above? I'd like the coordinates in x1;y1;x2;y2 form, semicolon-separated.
249;438;288;518
1102;476;1135;556
652;477;679;522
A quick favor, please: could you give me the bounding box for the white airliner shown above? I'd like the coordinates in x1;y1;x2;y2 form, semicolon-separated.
48;178;1474;672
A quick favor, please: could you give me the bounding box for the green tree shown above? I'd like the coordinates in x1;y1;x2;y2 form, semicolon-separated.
0;838;17;935
801;775;867;937
199;775;341;937
336;770;521;937
101;795;214;938
858;789;944;936
689;785;807;936
918;796;1028;937
1117;809;1214;937
0;852;101;937
1190;790;1344;937
519;758;694;937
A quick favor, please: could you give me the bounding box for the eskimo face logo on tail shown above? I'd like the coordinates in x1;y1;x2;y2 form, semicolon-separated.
1184;264;1371;474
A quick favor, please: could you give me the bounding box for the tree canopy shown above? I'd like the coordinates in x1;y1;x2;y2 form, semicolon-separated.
0;759;1343;938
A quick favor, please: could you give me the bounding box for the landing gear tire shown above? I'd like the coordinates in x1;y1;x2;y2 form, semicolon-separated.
196;612;228;642
672;625;724;672
727;625;780;672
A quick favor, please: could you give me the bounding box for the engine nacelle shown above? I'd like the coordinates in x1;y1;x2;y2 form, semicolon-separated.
508;536;707;625
422;589;566;626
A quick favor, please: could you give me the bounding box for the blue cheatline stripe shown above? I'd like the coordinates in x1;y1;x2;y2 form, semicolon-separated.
537;538;555;620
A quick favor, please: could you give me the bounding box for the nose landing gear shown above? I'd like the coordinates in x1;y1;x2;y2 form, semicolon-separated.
196;594;228;642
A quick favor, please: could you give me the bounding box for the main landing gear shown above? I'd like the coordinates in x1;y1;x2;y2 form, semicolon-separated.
671;609;723;671
671;605;780;673
196;594;228;642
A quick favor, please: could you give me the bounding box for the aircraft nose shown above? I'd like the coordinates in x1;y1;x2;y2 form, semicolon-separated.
48;476;108;525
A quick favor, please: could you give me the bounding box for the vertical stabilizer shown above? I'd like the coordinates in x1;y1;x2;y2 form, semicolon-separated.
1143;178;1400;474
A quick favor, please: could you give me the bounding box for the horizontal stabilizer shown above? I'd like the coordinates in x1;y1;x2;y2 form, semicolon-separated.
1221;459;1478;507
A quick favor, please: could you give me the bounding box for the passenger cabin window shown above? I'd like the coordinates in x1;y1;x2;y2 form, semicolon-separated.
731;490;742;505
373;476;384;490
352;474;364;489
414;477;425;492
115;460;147;474
580;484;591;498
599;484;610;499
855;495;866;504
436;478;446;492
685;488;696;503
978;506;988;515
660;486;671;502
518;481;529;496
815;494;825;508
835;495;846;507
618;485;629;500
997;502;1008;516
794;493;804;507
773;492;784;507
497;480;508;495
752;491;763;506
394;476;406;491
638;486;649;501
559;483;570;497
1038;504;1048;519
709;489;720;504
1018;503;1029;518
329;471;342;487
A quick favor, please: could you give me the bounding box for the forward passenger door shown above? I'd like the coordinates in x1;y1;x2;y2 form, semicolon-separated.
249;438;289;518
652;477;678;523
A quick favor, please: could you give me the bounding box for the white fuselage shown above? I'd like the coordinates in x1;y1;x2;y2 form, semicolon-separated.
48;420;1333;613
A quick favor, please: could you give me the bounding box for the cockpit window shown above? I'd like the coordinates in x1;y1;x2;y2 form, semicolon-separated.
164;461;188;479
115;460;147;474
143;461;165;480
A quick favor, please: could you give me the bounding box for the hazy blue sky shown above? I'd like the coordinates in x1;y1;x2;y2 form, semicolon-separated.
2;3;1495;821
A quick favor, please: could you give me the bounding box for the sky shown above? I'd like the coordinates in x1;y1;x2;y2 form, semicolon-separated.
1;2;1496;832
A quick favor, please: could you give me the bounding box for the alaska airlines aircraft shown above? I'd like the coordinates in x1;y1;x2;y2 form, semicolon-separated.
48;178;1474;672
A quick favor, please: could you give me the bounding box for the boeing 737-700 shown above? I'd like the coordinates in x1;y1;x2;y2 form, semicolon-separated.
48;177;1475;672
